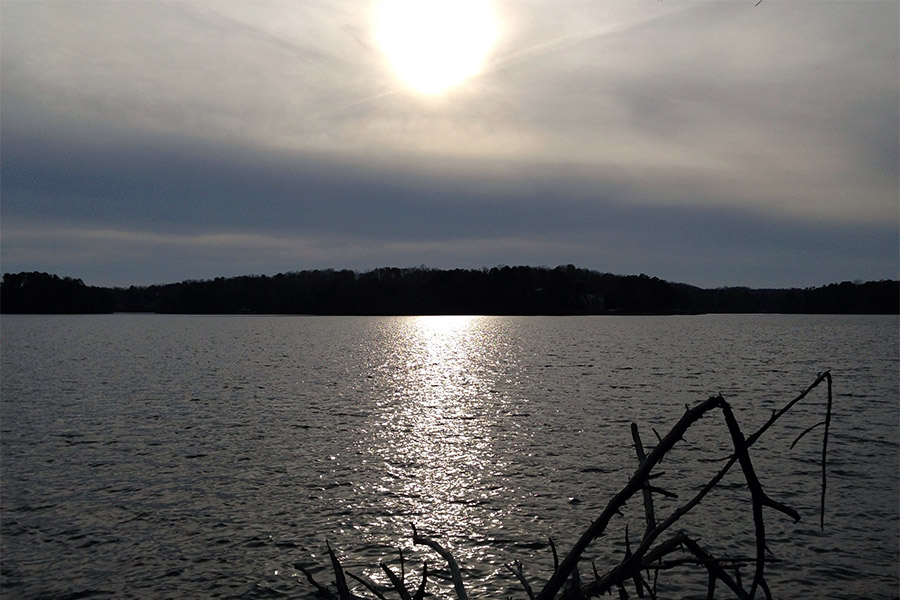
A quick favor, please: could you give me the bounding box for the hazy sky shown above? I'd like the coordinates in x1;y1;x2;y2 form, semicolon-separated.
2;1;898;288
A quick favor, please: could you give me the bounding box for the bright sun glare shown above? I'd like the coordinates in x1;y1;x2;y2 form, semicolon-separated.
375;0;496;95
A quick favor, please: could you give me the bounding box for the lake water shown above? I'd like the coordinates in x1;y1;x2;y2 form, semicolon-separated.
1;314;897;599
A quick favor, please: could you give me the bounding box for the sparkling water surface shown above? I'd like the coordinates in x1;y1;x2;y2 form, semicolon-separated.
1;314;897;599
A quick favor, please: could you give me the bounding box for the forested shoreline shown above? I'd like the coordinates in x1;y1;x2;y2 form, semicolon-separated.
1;267;898;315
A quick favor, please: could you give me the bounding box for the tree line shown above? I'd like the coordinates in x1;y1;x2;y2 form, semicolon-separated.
1;267;897;315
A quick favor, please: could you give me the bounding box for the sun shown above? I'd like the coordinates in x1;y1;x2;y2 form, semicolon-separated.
375;0;496;95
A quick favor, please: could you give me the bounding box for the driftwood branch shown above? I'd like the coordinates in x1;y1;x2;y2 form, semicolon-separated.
575;372;831;599
301;371;834;600
413;563;428;600
507;560;536;600
549;537;559;574
412;524;468;600
820;372;833;529
328;542;353;600
347;572;388;600
536;393;730;600
297;563;337;599
380;563;411;600
631;424;656;535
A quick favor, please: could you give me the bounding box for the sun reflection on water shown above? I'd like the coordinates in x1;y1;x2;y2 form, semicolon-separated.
378;316;500;513
356;315;516;587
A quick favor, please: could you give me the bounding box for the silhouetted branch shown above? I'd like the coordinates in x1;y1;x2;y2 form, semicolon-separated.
820;372;833;529
721;404;781;599
546;371;833;599
328;542;353;600
549;537;559;574
301;372;834;600
296;563;336;599
631;424;656;534
790;420;825;449
622;524;637;596
507;560;536;600
347;572;388;600
380;563;411;600
536;394;729;600
413;564;428;600
412;525;468;600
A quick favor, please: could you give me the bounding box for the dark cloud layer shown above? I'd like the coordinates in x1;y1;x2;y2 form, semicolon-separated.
3;128;894;288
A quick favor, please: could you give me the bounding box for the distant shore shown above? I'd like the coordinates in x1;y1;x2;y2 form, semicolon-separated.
2;267;898;315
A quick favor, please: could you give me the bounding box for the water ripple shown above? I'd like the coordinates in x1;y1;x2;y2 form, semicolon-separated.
1;314;897;599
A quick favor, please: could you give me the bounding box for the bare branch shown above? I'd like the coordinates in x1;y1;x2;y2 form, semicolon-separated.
380;563;412;600
506;560;535;600
549;537;559;574
821;372;834;529
412;525;468;600
681;535;751;600
563;372;833;598
789;420;826;450
631;423;656;535
296;563;336;599
412;563;428;600
327;541;352;600
645;485;678;499
744;371;831;448
304;372;835;600
535;394;728;600
347;572;389;600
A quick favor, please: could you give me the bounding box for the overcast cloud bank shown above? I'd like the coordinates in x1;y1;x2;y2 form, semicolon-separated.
2;1;897;287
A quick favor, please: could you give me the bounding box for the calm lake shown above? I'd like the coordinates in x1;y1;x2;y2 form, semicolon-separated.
1;314;897;599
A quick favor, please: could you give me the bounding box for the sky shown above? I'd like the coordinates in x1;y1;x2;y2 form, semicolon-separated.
1;1;898;289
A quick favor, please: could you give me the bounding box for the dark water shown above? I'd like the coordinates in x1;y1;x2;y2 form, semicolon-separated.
1;314;897;599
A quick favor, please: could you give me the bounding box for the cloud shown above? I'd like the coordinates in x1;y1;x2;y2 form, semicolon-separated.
482;2;899;221
3;205;896;289
1;1;897;288
3;129;896;289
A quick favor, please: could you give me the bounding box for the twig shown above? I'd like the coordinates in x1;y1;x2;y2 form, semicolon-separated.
347;572;388;600
631;423;656;534
645;485;678;499
380;563;411;600
821;372;833;529
536;394;728;600
296;563;336;599
327;541;352;600
506;560;535;600
304;372;835;600
412;525;468;600
743;371;831;450
789;420;825;449
413;563;428;600
549;537;559;574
